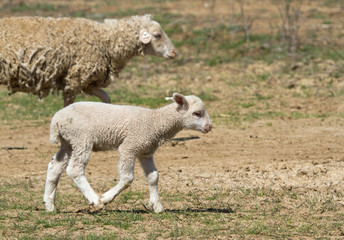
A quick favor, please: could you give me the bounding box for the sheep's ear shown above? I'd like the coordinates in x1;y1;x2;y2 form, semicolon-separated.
172;93;188;112
144;14;153;20
139;29;152;44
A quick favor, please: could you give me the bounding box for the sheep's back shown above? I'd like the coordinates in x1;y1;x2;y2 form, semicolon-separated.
0;17;111;97
0;17;104;52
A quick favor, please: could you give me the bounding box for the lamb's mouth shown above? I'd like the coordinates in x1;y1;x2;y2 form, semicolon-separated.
202;124;212;133
202;129;210;134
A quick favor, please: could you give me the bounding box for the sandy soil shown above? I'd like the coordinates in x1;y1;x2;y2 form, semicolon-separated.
0;0;343;211
1;117;343;202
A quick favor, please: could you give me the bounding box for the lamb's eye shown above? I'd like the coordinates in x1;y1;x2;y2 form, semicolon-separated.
193;111;202;117
154;33;162;39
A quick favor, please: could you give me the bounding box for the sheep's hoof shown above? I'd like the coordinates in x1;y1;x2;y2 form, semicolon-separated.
149;201;164;213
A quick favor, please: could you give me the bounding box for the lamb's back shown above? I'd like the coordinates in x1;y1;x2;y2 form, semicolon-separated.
53;102;152;148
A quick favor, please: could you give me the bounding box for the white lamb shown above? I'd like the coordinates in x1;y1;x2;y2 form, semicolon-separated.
44;93;212;213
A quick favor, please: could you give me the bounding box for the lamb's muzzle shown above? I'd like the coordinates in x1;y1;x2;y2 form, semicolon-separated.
204;124;213;133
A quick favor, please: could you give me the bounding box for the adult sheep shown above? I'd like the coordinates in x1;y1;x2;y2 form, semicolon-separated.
0;14;177;106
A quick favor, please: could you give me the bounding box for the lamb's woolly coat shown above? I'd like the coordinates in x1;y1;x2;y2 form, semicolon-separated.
43;94;212;213
50;101;184;157
0;15;155;102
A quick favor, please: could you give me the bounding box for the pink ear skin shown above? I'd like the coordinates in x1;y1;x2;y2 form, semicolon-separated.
139;29;152;44
173;93;188;112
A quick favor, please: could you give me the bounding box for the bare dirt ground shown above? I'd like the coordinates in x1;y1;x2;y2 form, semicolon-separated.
1;116;344;238
0;0;344;237
1;117;343;200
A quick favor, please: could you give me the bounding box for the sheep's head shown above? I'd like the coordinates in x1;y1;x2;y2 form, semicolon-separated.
140;15;177;59
166;93;212;133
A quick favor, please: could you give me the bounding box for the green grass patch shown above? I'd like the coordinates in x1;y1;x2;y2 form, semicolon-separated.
0;85;168;123
10;3;62;12
0;92;65;122
0;82;218;125
240;102;255;108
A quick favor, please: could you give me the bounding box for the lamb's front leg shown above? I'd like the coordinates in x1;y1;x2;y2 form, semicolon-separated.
100;153;136;205
139;156;164;213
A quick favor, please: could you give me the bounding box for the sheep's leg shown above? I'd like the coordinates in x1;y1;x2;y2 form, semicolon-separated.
84;88;110;103
66;148;103;209
100;154;135;205
63;91;76;107
139;156;164;213
43;142;71;212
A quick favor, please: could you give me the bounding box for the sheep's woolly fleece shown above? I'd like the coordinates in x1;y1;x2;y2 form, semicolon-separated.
0;15;152;100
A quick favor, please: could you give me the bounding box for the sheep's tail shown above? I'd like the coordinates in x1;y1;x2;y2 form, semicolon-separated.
49;115;60;144
0;57;8;85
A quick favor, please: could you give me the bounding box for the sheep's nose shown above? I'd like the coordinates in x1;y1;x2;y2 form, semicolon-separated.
206;124;212;132
171;49;177;58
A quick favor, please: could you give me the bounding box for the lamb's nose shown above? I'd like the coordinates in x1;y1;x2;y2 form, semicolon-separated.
206;124;212;132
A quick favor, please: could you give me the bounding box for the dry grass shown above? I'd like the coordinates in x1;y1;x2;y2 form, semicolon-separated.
1;176;343;239
1;0;344;239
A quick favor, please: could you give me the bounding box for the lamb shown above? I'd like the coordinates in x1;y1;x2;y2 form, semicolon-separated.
43;93;212;213
0;14;177;106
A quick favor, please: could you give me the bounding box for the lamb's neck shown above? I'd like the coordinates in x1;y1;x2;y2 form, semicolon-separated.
151;104;184;142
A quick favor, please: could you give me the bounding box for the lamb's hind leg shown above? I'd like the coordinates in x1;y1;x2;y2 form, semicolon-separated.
139;156;164;213
100;152;135;205
66;146;103;210
43;141;71;212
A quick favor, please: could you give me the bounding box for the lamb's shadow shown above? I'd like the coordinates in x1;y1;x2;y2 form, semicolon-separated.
78;207;233;215
165;208;234;214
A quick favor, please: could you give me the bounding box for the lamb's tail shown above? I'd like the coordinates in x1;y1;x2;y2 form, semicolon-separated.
49;115;60;144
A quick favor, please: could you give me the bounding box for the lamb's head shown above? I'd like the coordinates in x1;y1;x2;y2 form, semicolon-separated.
166;93;212;133
139;14;177;59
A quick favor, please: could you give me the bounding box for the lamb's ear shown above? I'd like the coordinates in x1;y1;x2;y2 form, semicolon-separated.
139;29;152;44
104;19;117;24
172;93;188;112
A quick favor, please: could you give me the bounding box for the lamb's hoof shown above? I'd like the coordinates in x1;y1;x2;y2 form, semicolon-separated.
149;201;164;213
89;202;105;213
100;194;113;205
44;201;55;212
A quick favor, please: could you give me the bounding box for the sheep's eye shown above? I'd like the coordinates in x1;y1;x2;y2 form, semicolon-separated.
193;111;202;117
154;33;162;39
